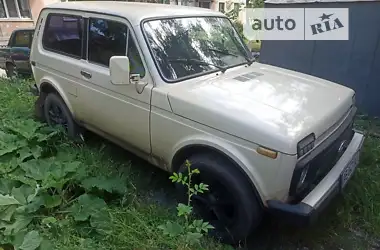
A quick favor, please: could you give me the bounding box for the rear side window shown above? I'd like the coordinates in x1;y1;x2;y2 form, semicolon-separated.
42;13;83;58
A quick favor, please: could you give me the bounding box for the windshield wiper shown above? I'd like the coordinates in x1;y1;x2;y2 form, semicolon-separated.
208;48;239;57
209;48;254;66
168;58;228;73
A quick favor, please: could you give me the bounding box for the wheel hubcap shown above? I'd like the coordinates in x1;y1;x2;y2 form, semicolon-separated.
48;104;68;130
190;175;236;233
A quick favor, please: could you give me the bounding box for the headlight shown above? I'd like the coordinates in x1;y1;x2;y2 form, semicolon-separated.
297;133;315;158
297;164;309;190
352;93;356;106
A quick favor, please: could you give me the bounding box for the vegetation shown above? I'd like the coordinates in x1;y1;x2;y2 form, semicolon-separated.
158;160;214;246
0;78;227;250
0;78;379;249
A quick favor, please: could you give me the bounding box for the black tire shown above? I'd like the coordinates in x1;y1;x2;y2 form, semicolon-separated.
6;63;16;78
175;153;263;245
43;93;81;140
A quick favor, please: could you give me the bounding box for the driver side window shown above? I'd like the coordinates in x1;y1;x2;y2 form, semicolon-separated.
127;33;146;78
88;17;145;78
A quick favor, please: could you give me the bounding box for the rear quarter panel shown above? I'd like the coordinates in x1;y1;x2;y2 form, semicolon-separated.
31;9;82;115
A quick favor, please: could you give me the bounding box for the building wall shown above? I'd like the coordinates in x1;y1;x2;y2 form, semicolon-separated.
0;0;59;44
0;20;33;43
30;0;58;22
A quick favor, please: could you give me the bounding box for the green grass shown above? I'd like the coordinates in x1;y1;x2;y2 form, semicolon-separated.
0;77;379;249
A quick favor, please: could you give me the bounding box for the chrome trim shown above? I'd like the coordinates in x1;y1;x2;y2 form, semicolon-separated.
301;131;364;208
315;107;352;146
296;106;356;167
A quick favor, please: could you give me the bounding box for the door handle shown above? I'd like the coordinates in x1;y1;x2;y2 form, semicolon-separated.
80;70;92;79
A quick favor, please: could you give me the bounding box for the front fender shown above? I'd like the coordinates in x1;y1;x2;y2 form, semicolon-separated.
171;135;269;202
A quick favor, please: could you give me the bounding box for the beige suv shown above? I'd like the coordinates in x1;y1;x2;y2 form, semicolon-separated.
30;1;364;244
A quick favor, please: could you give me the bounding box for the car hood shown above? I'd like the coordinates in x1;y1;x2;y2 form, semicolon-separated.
167;63;354;154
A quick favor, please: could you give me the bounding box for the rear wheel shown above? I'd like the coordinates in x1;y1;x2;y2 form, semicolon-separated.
43;93;82;141
175;153;263;244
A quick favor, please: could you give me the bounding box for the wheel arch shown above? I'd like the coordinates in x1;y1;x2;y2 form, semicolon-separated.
171;142;265;207
38;78;74;115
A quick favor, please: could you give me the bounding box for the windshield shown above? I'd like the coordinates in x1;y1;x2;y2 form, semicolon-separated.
143;16;251;82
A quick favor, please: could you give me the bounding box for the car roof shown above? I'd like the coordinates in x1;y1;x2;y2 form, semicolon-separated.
45;1;225;26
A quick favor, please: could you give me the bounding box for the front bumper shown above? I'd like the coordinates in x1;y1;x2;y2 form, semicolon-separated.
267;131;365;225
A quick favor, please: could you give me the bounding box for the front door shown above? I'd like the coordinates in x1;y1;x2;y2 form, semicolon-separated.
76;14;152;154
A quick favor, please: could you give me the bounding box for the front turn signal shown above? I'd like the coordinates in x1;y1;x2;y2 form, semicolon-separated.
257;146;278;159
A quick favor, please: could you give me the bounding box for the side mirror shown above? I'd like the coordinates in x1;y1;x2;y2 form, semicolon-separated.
110;56;130;85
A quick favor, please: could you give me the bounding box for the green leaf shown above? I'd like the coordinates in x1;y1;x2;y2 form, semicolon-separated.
38;239;53;250
54;150;76;162
3;119;43;140
169;173;178;182
0;205;17;222
5;168;37;187
35;130;59;143
81;176;126;194
90;210;112;235
11;230;28;249
192;168;200;174
49;161;80;180
68;194;107;221
41;216;57;225
199;183;209;192
0;157;19;174
158;221;183;237
78;238;97;249
42;194;62;209
16;196;44;214
185;160;191;168
0;194;20;206
0;178;19;194
177;203;192;217
19;230;42;250
190;219;203;229
30;146;42;159
181;176;188;185
201;221;214;232
0;131;27;157
0;214;32;235
19;159;51;181
11;185;34;205
18;147;33;162
185;232;202;245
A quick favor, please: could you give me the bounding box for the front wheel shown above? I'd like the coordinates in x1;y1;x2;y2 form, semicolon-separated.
175;153;263;244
